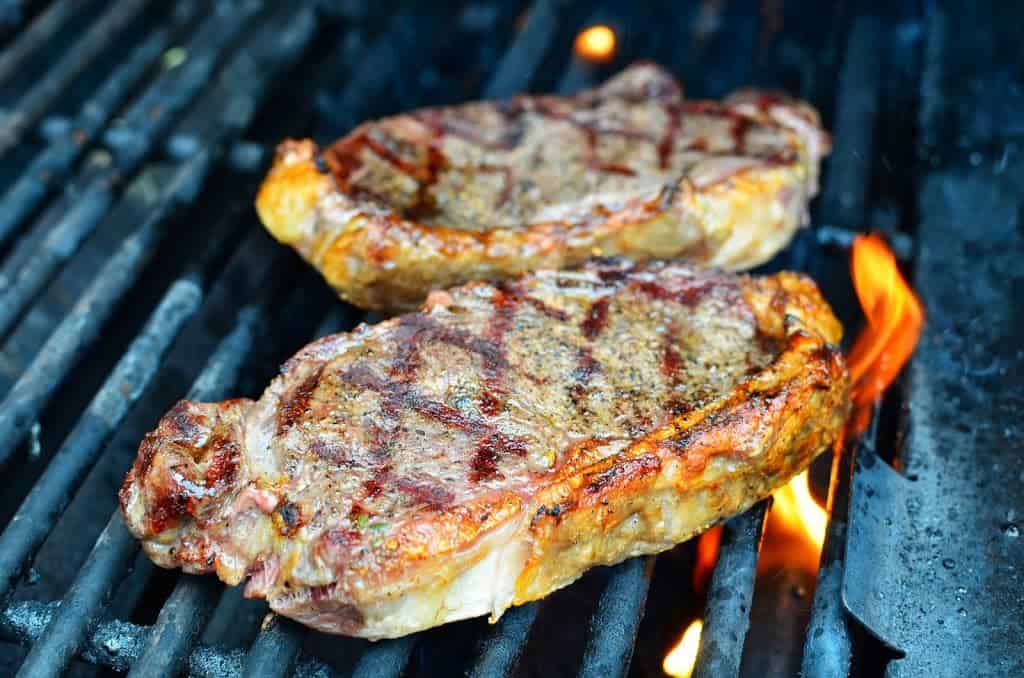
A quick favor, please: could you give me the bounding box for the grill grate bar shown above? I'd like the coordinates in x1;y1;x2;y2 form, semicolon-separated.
466;602;540;678
692;502;769;678
13;512;139;678
577;556;654;678
0;3;259;343
0;0;90;86
816;14;884;231
483;0;560;99
0;274;204;603
14;298;271;677
0;11;190;248
800;11;886;676
0;598;339;677
241;615;306;678
351;636;416;678
127;576;224;678
0;154;214;468
0;0;157;154
801;434;864;677
0;2;315;467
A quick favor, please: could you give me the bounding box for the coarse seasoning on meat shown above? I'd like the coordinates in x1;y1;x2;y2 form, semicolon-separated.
255;63;830;310
120;259;849;639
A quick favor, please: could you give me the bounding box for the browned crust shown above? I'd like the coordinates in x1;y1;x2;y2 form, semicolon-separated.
120;267;849;637
299;285;847;602
255;65;829;311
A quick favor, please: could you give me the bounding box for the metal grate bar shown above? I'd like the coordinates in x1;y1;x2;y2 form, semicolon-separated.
351;636;416;678
0;3;316;467
483;0;560;99
692;502;769;678
14;512;140;678
127;576;224;677
577;556;654;678
0;0;91;85
0;0;157;154
0;274;204;603
0;12;188;248
0;188;248;602
1;598;339;677
467;602;540;678
0;3;260;343
13;299;270;677
0;154;214;467
241;615;306;678
800;11;885;676
801;435;863;677
816;14;884;231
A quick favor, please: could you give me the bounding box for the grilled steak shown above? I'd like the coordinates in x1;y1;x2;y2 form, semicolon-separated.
255;63;830;310
120;260;849;639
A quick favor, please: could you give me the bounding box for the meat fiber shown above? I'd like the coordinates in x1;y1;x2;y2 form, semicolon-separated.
120;259;849;639
255;63;830;310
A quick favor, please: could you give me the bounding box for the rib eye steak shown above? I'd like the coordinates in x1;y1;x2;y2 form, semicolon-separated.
255;63;830;310
120;259;849;639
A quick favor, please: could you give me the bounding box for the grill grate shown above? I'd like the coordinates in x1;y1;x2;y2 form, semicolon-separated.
0;0;1019;676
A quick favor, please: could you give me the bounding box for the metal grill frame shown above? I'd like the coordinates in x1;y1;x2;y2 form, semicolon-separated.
0;0;1017;676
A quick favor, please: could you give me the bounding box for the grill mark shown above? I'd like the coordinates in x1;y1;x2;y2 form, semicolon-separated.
395;477;455;508
390;314;506;390
310;438;345;464
471;432;529;482
414;108;525;151
479;287;522;413
204;436;239;489
522;294;570;321
632;277;718;307
343;364;529;483
581;296;611;340
570;347;601;406
662;339;691;415
584;455;661;495
277;366;324;434
657;103;682;170
363;461;390;499
328;129;448;219
731;116;752;154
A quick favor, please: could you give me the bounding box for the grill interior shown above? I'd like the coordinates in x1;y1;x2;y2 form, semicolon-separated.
0;0;1020;676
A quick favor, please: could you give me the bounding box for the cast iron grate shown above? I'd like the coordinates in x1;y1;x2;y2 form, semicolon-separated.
0;1;1019;677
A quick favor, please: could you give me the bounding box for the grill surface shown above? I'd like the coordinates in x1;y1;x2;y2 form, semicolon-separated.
0;1;1020;676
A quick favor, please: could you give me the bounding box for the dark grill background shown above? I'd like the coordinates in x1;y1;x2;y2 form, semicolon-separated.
0;0;1019;676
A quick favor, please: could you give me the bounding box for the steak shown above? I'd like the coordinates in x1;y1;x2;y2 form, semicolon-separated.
119;260;849;639
255;63;830;310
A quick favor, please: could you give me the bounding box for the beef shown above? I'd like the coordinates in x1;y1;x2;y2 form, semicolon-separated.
119;259;849;639
255;63;830;310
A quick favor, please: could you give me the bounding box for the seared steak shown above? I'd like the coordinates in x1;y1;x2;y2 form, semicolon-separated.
120;260;849;639
256;63;830;310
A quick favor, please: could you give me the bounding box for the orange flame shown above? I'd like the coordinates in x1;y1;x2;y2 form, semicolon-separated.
758;470;828;575
665;234;921;674
574;25;617;63
663;618;703;678
846;233;924;433
692;525;722;592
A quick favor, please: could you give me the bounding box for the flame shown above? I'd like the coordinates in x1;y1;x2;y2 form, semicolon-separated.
574;25;617;63
755;470;828;575
772;470;827;550
846;233;924;433
692;525;722;592
664;618;703;678
665;234;923;675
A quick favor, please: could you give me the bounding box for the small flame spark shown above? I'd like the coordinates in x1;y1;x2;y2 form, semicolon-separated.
847;233;924;432
574;25;617;63
663;618;703;678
